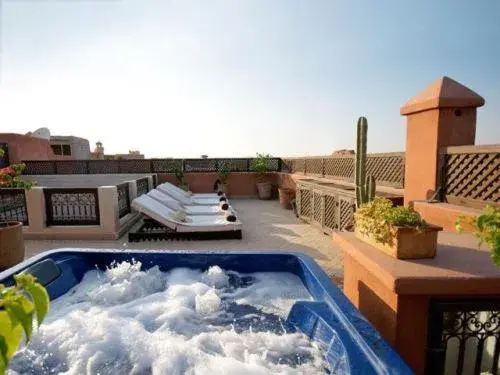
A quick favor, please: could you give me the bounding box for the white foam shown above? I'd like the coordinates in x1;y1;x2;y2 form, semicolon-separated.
8;261;327;375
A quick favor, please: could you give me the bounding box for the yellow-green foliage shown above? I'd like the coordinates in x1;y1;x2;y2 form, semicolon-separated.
456;205;500;267
0;274;50;373
354;198;427;245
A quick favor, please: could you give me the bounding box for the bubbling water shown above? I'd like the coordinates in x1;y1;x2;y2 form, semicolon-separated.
9;261;329;375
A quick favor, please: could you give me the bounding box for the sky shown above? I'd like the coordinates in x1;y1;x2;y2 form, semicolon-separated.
0;0;499;158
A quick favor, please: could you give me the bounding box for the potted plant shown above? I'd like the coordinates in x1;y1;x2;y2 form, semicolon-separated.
174;166;189;191
217;165;230;195
253;153;273;200
456;205;499;267
354;198;442;259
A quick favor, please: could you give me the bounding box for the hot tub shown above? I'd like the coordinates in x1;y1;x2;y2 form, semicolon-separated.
0;250;413;374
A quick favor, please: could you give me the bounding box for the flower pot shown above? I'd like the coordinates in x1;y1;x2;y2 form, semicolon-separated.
0;221;25;270
354;224;442;259
218;183;229;195
256;182;272;200
278;188;295;209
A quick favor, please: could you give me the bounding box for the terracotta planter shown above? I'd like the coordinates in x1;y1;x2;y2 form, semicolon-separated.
256;182;272;200
0;221;25;270
354;224;442;259
278;188;295;209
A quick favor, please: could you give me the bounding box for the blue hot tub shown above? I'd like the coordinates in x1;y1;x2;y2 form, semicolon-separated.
0;249;413;374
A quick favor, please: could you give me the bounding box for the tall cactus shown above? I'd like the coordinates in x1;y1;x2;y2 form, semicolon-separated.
355;117;376;208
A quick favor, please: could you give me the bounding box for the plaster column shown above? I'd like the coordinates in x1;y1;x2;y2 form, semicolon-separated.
25;187;47;231
98;186;119;235
400;76;484;204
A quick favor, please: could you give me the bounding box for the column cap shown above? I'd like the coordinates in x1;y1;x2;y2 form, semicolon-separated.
400;76;485;115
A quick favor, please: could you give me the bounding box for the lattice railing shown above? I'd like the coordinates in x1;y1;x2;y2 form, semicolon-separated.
442;145;499;207
282;152;405;188
0;188;29;225
22;157;283;174
136;178;150;197
117;183;131;218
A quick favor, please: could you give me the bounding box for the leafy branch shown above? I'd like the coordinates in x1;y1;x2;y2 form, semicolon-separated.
456;205;500;267
0;274;50;373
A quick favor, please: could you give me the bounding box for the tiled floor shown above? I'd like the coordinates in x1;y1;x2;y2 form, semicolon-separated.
24;199;344;278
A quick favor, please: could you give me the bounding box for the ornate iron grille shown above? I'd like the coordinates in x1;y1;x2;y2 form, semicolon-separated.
324;195;338;231
54;160;88;174
23;161;56;175
117;183;131;218
136;178;149;197
151;159;183;173
0;189;29;225
87;160;120;174
299;189;311;218
44;188;99;225
117;160;152;173
443;148;499;206
426;299;500;375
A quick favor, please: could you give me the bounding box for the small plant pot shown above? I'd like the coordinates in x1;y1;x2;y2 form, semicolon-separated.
0;221;25;270
354;224;442;259
278;188;295;209
218;183;229;195
256;182;273;200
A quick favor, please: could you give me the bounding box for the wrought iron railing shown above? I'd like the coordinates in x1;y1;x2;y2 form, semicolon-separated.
136;178;149;197
0;188;29;225
44;188;100;226
22;157;283;175
426;298;500;375
117;183;131;218
282;152;405;188
440;145;499;209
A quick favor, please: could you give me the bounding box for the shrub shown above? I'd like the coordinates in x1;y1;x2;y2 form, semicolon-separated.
354;198;427;245
456;205;500;267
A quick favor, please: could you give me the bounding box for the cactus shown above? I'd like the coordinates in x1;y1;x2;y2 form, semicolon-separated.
355;117;376;208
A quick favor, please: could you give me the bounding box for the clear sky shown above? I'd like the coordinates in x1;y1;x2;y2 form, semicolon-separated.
1;0;499;158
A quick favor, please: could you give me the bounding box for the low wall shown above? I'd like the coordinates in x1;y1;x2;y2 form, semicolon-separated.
158;172;280;197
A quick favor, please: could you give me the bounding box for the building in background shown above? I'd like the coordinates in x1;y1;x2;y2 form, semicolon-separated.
91;141;144;160
1;128;90;163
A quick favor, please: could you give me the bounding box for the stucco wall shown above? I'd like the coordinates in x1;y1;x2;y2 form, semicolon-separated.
0;133;56;162
50;136;91;159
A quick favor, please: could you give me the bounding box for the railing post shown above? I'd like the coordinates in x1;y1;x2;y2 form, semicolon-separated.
98;186;119;234
321;158;325;177
400;76;484;204
150;159;154;173
25;187;47;231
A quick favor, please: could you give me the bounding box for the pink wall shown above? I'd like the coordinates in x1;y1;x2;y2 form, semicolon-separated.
0;133;75;162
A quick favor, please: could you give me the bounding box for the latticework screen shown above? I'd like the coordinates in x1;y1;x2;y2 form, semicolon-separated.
284;153;405;188
443;146;499;206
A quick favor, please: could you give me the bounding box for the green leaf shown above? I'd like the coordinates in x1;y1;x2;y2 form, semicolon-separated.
0;310;23;365
3;295;34;342
24;283;50;326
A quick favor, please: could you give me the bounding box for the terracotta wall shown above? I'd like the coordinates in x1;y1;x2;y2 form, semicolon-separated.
158;172;279;197
0;133;73;162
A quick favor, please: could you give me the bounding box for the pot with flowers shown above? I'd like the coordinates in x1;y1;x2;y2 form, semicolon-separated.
354;198;442;259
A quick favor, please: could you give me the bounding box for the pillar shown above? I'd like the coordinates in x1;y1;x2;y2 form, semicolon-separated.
400;76;484;204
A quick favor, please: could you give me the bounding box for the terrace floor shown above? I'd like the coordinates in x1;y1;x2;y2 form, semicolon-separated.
24;198;344;279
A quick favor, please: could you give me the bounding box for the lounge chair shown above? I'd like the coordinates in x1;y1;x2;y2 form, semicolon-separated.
147;189;230;215
159;182;221;199
129;195;242;241
157;184;225;206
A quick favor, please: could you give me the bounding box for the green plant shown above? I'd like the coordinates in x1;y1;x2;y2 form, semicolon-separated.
355;117;376;208
219;165;230;184
456;205;500;267
0;274;50;373
354;198;427;245
174;165;185;186
253;153;271;174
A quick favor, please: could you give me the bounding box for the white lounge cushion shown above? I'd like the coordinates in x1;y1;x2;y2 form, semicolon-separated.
147;189;228;215
131;195;242;233
161;182;220;199
157;184;224;206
